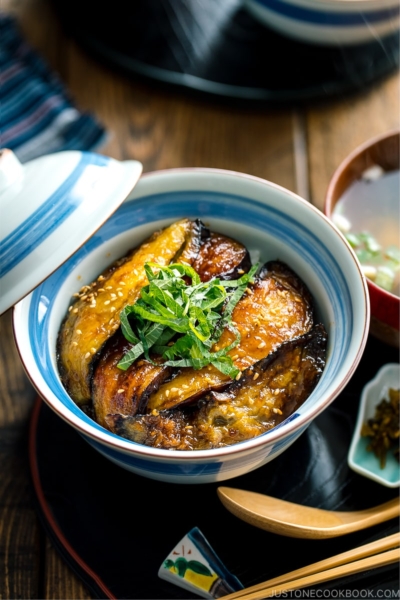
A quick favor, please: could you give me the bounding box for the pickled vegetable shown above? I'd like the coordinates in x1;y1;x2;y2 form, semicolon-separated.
361;387;400;468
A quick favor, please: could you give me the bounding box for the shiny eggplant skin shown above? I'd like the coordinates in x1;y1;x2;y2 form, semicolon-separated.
91;229;252;425
106;323;327;450
57;218;204;405
193;231;251;282
145;260;315;413
91;331;173;428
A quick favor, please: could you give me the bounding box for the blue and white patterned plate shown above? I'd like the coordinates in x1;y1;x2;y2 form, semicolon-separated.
0;148;142;314
244;0;400;46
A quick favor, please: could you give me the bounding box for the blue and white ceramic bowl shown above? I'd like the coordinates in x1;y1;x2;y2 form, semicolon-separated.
13;168;370;484
244;0;400;46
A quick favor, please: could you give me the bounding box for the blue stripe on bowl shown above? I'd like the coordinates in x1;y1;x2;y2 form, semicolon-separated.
82;424;307;480
252;0;400;26
85;436;225;475
0;152;109;278
28;189;353;447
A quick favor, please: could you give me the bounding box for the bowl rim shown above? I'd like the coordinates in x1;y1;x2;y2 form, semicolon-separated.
13;166;371;460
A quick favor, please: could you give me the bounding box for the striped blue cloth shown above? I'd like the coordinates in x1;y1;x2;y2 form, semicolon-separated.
0;13;107;163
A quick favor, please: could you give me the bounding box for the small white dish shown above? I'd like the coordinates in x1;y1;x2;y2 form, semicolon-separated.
348;363;400;488
0;148;142;315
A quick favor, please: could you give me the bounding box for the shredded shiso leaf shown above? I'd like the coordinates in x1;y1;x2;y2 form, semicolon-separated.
117;262;259;378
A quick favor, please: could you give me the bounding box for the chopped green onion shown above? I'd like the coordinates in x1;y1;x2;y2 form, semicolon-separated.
345;232;361;248
358;232;381;254
375;266;395;292
385;245;400;264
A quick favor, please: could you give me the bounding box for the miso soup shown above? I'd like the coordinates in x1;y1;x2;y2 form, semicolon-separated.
332;165;400;297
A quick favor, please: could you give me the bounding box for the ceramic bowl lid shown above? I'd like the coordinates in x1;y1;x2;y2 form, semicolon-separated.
0;148;143;315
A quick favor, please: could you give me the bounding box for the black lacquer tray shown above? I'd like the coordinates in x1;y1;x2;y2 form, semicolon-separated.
49;0;400;107
29;334;399;599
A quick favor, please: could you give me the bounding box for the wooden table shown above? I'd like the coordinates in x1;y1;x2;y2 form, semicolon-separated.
1;0;399;597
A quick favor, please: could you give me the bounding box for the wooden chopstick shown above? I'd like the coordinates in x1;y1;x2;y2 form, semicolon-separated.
226;548;400;600
223;533;400;600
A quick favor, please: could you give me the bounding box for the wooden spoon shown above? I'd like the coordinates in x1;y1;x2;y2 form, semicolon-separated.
217;487;400;539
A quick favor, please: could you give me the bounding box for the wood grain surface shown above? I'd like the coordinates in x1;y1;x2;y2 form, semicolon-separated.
0;0;399;597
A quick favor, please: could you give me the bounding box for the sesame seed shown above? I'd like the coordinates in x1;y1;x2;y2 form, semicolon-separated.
118;292;123;297
171;388;179;393
68;306;73;312
98;288;105;293
80;295;87;301
76;329;82;335
119;281;126;286
235;372;242;381
72;292;80;297
117;389;124;394
106;286;113;290
258;341;266;349
253;372;259;380
85;352;91;359
91;347;97;354
98;275;105;281
104;300;110;305
73;308;78;314
72;341;78;346
110;293;117;299
273;408;283;414
165;390;170;397
110;306;116;312
133;269;138;275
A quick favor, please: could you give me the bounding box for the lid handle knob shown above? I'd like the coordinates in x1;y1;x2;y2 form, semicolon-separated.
0;149;24;193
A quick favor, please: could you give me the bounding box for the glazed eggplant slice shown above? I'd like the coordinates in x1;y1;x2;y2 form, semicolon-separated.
193;231;251;282
145;260;315;413
57;218;205;405
92;230;252;426
194;322;328;446
106;323;328;450
91;330;173;428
